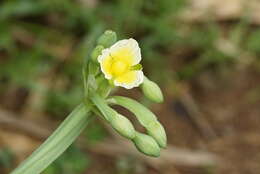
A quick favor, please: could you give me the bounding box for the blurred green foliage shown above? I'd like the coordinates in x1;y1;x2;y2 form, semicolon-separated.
42;145;90;174
247;30;260;55
0;148;14;170
84;119;107;144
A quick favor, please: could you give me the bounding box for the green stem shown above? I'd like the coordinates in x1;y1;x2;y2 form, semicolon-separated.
89;92;117;122
11;103;93;174
108;96;157;126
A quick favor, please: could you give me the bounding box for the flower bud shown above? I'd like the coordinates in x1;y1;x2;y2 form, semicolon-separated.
141;77;164;103
97;30;117;48
91;45;104;62
110;114;136;139
133;132;160;157
147;121;167;148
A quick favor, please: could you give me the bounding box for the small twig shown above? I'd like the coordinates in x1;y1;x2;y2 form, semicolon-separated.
179;87;217;139
88;140;220;168
0;109;52;140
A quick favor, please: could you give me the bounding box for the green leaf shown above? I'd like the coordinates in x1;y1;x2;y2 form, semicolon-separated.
11;103;93;174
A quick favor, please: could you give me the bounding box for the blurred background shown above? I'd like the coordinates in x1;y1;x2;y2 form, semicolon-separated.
1;0;260;173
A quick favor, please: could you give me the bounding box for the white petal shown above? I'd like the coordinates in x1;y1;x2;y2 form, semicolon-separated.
97;48;112;79
110;38;141;65
114;70;144;89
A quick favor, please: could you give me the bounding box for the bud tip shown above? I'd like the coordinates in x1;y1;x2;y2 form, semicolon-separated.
133;132;160;157
141;77;164;103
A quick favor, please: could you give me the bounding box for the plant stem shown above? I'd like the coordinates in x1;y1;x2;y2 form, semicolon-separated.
11;103;93;174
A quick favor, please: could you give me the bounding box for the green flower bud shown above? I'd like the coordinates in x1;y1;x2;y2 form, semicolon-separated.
141;77;164;103
133;132;160;157
147;121;167;148
91;45;104;62
97;30;117;48
108;96;157;127
110;114;136;139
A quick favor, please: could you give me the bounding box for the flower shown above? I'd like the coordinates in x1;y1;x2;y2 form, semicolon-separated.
97;38;144;89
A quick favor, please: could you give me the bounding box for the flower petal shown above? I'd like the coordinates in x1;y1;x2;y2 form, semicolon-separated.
110;38;141;66
114;70;144;89
97;48;113;79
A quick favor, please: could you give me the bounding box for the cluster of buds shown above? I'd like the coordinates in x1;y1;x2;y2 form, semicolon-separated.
85;30;166;157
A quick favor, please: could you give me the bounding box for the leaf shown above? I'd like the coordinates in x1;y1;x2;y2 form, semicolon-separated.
11;103;93;174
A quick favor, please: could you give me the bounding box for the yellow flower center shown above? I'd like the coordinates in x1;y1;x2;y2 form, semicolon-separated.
111;60;128;76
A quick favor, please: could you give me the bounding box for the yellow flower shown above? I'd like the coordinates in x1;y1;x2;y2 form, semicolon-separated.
98;38;144;89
